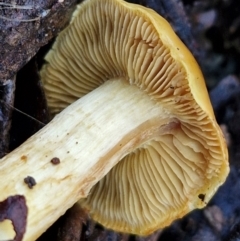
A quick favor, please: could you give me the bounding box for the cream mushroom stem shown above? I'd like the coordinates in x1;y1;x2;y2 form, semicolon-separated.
0;78;176;241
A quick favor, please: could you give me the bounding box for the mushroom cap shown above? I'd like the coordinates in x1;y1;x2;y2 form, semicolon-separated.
41;0;229;235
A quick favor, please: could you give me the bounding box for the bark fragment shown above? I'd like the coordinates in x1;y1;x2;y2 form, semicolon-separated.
0;0;79;82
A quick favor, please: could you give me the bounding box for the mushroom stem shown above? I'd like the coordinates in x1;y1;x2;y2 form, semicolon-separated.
0;78;174;241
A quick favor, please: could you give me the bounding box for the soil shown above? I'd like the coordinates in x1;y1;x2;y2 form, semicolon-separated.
1;0;240;240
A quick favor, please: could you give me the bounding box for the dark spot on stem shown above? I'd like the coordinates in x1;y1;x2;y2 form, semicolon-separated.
20;155;27;162
51;157;60;165
24;176;36;189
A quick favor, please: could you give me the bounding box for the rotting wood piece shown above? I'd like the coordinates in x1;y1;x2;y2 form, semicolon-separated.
0;0;79;82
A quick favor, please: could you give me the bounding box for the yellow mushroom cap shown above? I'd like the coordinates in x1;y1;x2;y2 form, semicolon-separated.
41;0;229;235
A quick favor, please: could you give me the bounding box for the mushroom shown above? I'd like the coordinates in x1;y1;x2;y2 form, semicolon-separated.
0;0;228;240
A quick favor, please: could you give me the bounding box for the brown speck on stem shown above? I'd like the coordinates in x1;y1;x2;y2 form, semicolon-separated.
20;155;27;162
50;157;60;165
24;176;36;189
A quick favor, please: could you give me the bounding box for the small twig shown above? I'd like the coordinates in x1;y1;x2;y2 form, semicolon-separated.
0;2;34;9
0;15;40;22
0;2;40;22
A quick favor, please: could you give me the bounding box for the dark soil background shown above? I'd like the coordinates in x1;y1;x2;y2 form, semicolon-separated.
1;0;240;240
